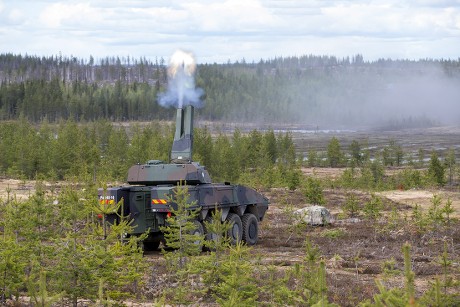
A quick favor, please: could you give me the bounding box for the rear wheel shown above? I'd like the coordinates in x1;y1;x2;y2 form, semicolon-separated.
242;213;259;245
225;213;242;245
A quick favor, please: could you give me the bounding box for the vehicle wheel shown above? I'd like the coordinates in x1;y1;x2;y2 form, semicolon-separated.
143;241;160;251
242;213;259;245
225;213;242;245
190;219;205;247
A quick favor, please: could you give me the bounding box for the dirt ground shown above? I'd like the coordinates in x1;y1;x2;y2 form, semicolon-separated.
0;178;63;201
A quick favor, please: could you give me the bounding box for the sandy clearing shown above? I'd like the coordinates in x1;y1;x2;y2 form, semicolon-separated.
378;189;460;218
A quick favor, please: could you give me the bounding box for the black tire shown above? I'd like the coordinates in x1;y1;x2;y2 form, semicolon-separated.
242;213;259;245
225;213;242;245
143;241;160;251
190;219;204;247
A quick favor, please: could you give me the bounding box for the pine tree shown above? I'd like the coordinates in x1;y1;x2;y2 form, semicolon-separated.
360;243;417;307
0;199;28;303
52;182;147;305
203;208;231;257
427;151;445;186
307;149;318;167
290;239;337;306
194;126;214;172
349;140;363;167
161;183;204;269
344;192;360;218
444;148;456;185
327;137;343;167
263;128;278;164
427;194;444;231
261;265;296;306
363;194;383;221
420;243;459;306
417;148;425;168
213;133;236;182
403;243;416;303
156;184;208;305
213;242;258;307
53;120;81;179
303;176;325;205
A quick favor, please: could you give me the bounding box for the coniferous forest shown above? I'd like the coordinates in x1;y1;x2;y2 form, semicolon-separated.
1;53;460;126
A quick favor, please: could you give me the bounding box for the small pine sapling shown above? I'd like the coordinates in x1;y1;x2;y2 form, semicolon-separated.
402;243;416;304
213;242;258;307
363;193;383;222
161;183;203;269
303;176;325;205
343;192;360;218
442;197;455;227
437;241;453;295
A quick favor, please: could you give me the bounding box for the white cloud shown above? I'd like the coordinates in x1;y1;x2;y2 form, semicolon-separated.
0;0;459;62
8;9;23;23
39;2;102;28
183;0;278;32
317;3;460;38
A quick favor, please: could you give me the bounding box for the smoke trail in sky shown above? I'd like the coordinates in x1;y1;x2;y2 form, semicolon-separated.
158;49;204;108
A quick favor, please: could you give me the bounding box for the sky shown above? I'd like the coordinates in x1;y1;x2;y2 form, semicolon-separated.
0;0;459;64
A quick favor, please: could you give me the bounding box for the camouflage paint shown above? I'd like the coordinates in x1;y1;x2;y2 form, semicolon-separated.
98;105;269;247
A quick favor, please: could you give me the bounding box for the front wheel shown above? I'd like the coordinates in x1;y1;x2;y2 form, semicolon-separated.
190;219;205;248
225;213;242;245
242;213;259;245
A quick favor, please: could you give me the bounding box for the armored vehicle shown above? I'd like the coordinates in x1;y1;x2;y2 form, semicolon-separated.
98;105;269;250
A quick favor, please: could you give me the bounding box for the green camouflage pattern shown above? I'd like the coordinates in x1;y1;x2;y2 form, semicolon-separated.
98;105;269;249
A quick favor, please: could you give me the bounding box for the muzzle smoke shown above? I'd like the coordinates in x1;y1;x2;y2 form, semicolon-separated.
158;49;204;108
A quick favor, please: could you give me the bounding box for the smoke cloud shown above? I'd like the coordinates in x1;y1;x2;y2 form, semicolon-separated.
158;49;204;109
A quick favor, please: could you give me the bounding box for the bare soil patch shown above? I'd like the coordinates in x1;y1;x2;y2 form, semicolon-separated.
0;178;37;201
379;189;460;218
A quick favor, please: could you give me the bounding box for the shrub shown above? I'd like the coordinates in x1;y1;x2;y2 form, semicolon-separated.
427;151;446;186
321;228;345;239
363;194;383;221
343;192;360;218
303;176;325;205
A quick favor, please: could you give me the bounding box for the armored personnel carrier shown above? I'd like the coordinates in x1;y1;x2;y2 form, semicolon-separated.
98;105;269;250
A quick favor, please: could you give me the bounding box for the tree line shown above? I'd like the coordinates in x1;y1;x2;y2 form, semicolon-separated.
0;53;166;84
0;80;173;122
1;119;457;192
0;120;299;189
1;53;459;125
